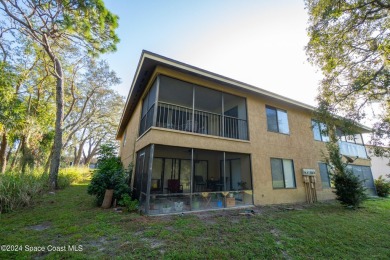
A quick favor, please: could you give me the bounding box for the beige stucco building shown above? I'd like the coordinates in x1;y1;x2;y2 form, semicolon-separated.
117;51;375;215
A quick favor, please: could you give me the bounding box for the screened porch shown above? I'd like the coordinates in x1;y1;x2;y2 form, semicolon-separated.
133;145;253;215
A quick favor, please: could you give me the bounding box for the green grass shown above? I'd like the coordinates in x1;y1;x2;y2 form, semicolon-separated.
0;184;389;259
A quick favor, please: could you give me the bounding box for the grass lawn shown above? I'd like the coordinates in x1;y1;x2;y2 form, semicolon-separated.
1;184;389;259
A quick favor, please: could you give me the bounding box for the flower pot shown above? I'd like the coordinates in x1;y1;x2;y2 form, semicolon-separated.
192;201;200;210
161;207;171;214
101;189;114;209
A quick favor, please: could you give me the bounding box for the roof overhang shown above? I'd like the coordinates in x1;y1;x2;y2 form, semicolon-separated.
116;50;371;139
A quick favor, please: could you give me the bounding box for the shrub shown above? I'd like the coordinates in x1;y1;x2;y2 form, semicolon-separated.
0;171;47;213
326;140;367;208
58;167;91;188
375;176;390;197
118;194;138;212
332;170;367;208
87;144;130;206
0;167;89;213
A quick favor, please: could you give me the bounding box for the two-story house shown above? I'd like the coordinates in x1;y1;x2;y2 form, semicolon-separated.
117;51;375;215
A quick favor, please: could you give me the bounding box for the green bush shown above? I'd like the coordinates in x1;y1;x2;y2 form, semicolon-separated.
0;167;89;213
333;170;367;208
58;167;91;188
0;171;47;213
118;194;138;212
325;140;367;208
375;176;390;197
87;144;130;206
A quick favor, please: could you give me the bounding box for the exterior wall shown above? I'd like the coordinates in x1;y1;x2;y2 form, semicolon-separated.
119;101;142;169
366;147;390;180
121;65;372;205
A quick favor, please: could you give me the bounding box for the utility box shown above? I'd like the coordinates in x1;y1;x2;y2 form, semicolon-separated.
302;168;316;176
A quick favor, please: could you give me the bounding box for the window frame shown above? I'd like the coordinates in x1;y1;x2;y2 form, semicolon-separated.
312;120;329;142
123;127;127;147
266;106;289;134
318;162;331;189
270;158;296;189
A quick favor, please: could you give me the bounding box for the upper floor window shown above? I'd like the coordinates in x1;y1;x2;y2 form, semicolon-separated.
336;128;363;144
270;158;296;189
312;120;329;142
266;106;289;134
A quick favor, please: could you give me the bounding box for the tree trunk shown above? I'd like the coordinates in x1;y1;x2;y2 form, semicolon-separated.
21;136;28;174
0;133;7;173
44;147;53;174
6;141;13;164
49;58;64;190
9;140;21;171
75;140;86;166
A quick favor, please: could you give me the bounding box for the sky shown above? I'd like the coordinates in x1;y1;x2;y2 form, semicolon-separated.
102;0;323;107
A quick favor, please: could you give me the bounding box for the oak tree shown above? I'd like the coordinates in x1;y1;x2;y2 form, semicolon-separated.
305;0;390;149
0;0;119;189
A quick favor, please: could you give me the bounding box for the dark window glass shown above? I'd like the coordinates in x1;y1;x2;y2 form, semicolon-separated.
312;120;329;142
319;162;331;188
347;165;376;196
266;107;278;132
266;106;289;134
271;158;295;188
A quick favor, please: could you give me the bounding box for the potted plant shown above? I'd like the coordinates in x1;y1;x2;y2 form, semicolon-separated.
192;196;200;210
237;181;247;190
174;201;184;211
162;203;171;214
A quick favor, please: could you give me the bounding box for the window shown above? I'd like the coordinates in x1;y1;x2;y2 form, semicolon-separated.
312;120;329;142
336;128;364;144
139;81;157;136
346;165;376;196
318;162;331;188
266;106;289;134
123;127;127;147
271;158;296;188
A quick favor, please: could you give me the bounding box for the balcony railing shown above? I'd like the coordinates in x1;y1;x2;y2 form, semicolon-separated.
339;141;367;159
156;102;248;140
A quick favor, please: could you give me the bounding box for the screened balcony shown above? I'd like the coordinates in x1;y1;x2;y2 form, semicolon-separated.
337;130;368;159
133;145;253;215
139;75;249;140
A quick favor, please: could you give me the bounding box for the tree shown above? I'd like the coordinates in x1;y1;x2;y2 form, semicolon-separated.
60;58;123;166
305;0;390;147
324;123;367;208
0;0;119;189
0;62;23;173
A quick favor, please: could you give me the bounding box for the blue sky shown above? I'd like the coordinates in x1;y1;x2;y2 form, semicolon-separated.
102;0;322;106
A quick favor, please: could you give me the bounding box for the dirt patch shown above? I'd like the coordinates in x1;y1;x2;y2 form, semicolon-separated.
28;222;51;231
140;237;164;249
270;228;291;259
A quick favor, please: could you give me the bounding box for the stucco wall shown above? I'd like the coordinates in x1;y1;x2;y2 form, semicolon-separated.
366;147;390;180
119;101;142;169
121;66;371;205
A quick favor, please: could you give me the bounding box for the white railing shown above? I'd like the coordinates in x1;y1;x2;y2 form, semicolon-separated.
156;102;248;140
